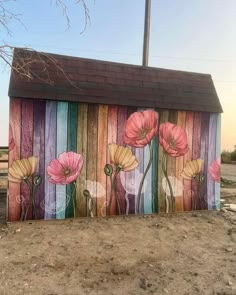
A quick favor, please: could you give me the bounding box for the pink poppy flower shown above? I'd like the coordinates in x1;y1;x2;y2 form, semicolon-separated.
159;122;188;157
9;125;15;152
208;159;221;183
123;110;158;148
47;151;83;185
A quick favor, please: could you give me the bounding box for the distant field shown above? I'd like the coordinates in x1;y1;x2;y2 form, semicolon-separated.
221;163;236;182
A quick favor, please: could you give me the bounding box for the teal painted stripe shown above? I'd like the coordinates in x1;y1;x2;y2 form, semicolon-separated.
66;103;78;218
152;135;158;213
56;102;68;219
215;114;221;210
144;143;153;214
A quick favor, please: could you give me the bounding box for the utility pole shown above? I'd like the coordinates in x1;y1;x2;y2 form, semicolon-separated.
142;0;151;66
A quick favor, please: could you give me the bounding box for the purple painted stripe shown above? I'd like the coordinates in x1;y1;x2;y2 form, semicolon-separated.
207;114;217;210
200;113;210;210
44;101;57;219
21;99;33;219
33;100;46;220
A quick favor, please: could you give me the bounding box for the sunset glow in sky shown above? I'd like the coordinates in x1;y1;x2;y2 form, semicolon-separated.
0;0;235;150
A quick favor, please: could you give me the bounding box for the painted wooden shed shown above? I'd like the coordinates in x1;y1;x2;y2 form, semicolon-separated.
7;48;222;222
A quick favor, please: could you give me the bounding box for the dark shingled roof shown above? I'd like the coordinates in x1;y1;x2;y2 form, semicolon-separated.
9;48;223;113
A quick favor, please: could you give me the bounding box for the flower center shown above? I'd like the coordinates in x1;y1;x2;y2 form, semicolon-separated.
63;168;71;176
169;139;176;150
138;128;149;140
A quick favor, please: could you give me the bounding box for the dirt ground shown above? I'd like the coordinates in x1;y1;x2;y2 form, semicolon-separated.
0;212;236;295
0;164;235;295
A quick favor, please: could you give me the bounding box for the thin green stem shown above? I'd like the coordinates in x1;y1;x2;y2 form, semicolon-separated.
72;182;77;218
113;173;121;215
136;142;153;214
107;174;114;215
161;152;175;212
23;178;33;221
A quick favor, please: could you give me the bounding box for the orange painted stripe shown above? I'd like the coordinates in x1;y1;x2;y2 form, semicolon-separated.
106;106;118;215
183;111;194;211
97;105;108;217
175;111;186;212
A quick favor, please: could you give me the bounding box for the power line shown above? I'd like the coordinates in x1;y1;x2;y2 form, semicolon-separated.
3;42;236;63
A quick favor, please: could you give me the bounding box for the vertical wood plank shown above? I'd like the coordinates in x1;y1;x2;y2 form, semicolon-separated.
183;111;194;211
97;105;108;217
21;99;33;220
116;106;128;215
8;98;21;221
152;131;159;213
125;107;137;215
33;100;46;220
207;113;217;210
56;102;68;219
87;104;98;217
175;111;186;212
107;106;118;215
158;110;169;213
215;114;221;210
66;102;78;218
77;103;88;217
44;101;57;219
167;111;178;212
192;112;202;210
200;113;210;210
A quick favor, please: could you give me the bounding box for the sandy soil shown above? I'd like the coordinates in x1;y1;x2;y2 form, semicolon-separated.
0;212;236;295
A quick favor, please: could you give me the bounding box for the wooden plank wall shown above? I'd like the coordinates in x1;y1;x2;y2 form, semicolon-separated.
7;98;221;221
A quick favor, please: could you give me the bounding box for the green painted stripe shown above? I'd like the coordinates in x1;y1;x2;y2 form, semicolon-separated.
66;102;78;218
56;102;68;219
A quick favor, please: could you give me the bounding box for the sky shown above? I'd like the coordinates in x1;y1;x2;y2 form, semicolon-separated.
0;0;235;151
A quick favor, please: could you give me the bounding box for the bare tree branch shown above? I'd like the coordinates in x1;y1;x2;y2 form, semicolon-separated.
0;0;93;84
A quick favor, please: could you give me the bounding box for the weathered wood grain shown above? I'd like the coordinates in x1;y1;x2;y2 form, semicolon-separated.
87;104;98;217
77;103;88;217
107;105;118;216
33;100;45;219
44;101;57;219
97;105;108;217
21;99;33;219
183;111;194;211
157;110;169;213
175;111;186;212
200;113;210;210
207;113;217;210
8;98;21;221
56;102;68;219
116;106;128;215
66;102;78;218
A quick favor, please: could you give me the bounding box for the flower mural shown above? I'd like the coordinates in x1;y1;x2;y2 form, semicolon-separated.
123;110;158;148
104;144;138;215
181;159;204;181
8;156;38;183
162;176;183;213
159;122;189;212
208;159;221;183
8;156;41;220
123;109;158;213
47;151;83;185
108;144;139;172
7;99;221;221
181;159;205;210
159;122;189;157
47;151;83;217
